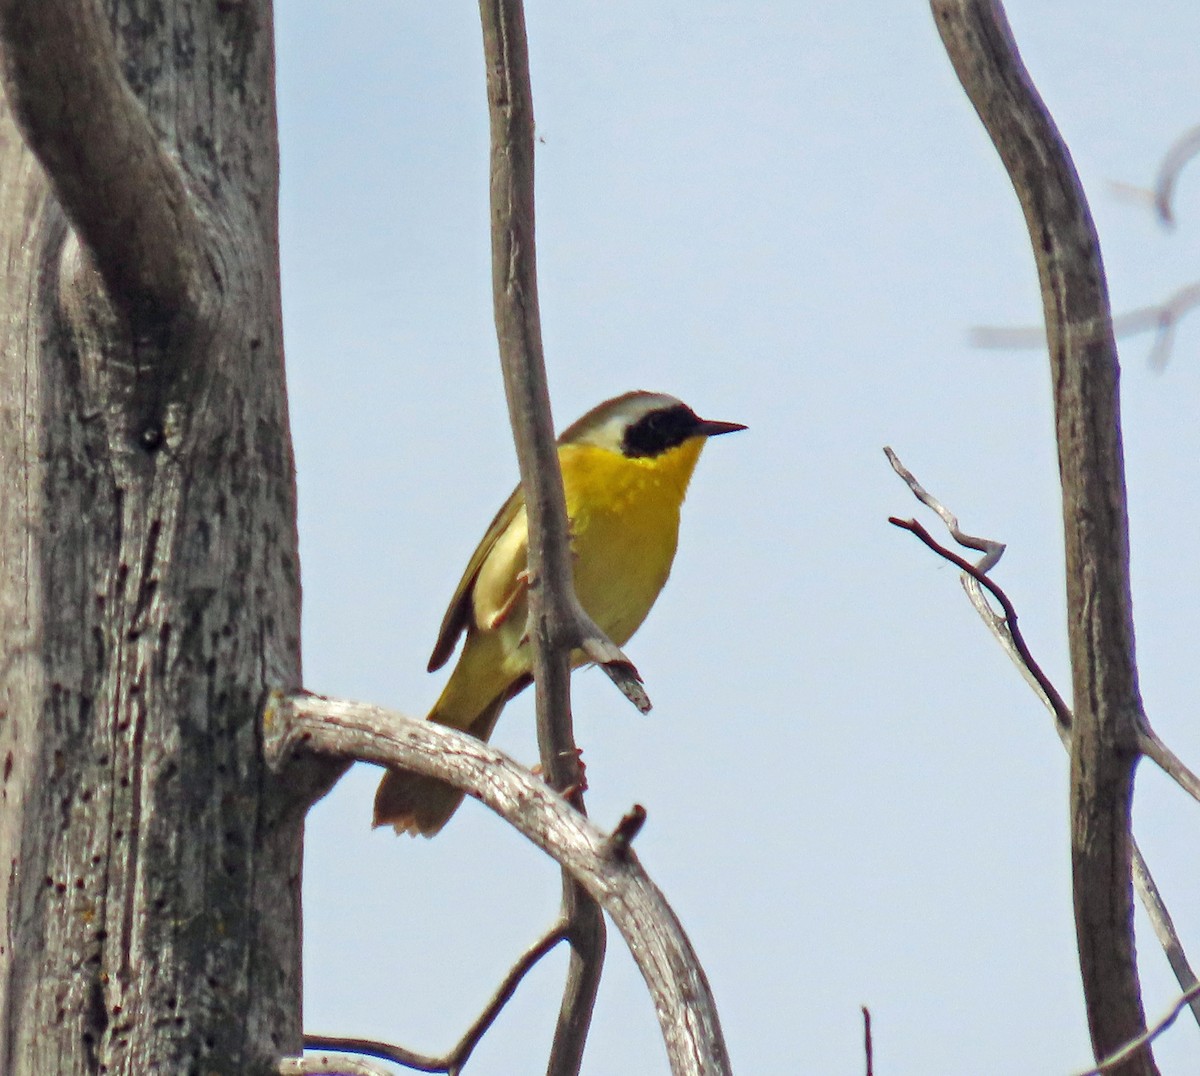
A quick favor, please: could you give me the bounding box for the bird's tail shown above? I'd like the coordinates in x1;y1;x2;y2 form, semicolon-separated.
372;675;529;836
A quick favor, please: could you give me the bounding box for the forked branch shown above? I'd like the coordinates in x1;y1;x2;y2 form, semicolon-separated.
300;925;568;1074
266;693;730;1075
887;449;1200;1034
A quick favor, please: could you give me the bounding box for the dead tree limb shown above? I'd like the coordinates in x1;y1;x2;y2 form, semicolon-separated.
888;451;1200;1035
931;3;1152;1070
972;281;1200;372
299;924;568;1073
267;693;731;1076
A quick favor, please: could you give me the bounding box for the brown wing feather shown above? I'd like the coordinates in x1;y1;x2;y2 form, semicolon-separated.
427;482;527;671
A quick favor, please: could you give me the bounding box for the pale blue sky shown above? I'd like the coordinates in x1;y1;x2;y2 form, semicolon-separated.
276;3;1200;1072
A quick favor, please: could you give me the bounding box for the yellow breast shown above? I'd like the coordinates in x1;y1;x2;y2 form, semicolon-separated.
559;437;706;646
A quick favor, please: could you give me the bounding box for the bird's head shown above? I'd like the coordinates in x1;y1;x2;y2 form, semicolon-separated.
559;391;746;458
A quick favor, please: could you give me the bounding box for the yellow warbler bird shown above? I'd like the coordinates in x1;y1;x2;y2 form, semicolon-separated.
373;391;745;836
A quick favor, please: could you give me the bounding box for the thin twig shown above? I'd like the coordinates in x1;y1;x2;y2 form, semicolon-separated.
884;447;1005;571
1137;728;1200;807
269;693;731;1075
1073;984;1200;1076
1131;849;1200;1028
887;514;1071;736
1146;124;1200;227
454;923;570;1066
886;451;1200;1034
862;1006;874;1076
304;925;569;1074
279;1055;396;1076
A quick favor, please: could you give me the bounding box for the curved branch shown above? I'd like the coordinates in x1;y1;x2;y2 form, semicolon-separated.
266;692;731;1076
888;514;1073;736
931;3;1150;1070
1151;124;1200;227
888;452;1200;1032
0;0;214;331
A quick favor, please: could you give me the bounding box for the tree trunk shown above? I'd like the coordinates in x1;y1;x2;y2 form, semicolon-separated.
0;2;334;1072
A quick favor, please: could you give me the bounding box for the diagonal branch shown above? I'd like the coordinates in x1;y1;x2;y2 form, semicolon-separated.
932;3;1150;1070
888;451;1200;1032
1136;729;1200;807
303;924;569;1074
266;693;730;1076
0;0;215;334
1073;984;1200;1076
888;513;1071;737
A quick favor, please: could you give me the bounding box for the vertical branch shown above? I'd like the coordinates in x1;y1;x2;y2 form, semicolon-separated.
931;3;1150;1072
477;2;604;1071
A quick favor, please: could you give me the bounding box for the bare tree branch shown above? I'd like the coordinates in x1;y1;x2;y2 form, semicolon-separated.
887;512;1071;737
267;693;731;1076
883;447;1005;570
0;0;215;334
1137;728;1200;806
971;282;1200;372
862;1006;874;1076
1131;853;1200;1028
1073;984;1200;1076
476;0;647;725
475;1;656;1070
931;3;1151;1069
1145;123;1200;228
888;451;1200;1033
280;1055;397;1076
302;923;568;1074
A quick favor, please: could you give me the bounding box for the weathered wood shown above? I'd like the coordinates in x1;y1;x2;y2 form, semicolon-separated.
930;2;1150;1072
0;2;338;1072
269;693;732;1076
476;3;606;1072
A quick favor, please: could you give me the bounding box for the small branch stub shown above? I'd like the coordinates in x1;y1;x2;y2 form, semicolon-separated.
269;692;731;1075
604;805;647;860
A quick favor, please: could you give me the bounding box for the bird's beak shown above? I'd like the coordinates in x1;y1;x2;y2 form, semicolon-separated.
694;418;747;438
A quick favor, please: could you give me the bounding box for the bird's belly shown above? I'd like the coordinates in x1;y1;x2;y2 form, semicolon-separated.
569;489;681;647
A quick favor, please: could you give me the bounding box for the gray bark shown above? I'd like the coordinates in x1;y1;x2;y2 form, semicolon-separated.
931;2;1151;1071
0;2;337;1073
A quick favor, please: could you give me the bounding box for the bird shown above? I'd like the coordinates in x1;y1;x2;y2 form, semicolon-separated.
373;390;745;836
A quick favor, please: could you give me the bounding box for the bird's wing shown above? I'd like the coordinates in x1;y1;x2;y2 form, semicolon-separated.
427;482;527;672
